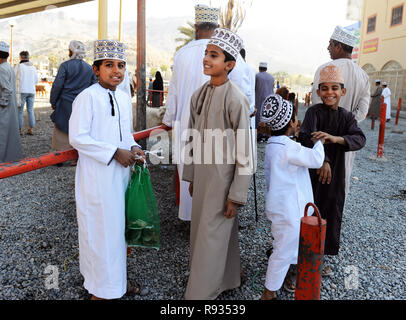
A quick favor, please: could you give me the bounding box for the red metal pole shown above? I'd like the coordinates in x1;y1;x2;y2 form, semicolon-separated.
377;97;387;158
395;98;402;126
0;125;170;180
136;0;147;149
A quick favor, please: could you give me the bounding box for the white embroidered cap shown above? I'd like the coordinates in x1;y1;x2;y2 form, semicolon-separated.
94;40;126;62
259;62;268;68
330;26;358;48
208;28;244;60
382;82;388;86
260;94;294;131
195;4;220;24
0;41;10;53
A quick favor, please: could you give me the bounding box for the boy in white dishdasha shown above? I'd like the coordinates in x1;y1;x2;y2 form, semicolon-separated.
260;94;325;300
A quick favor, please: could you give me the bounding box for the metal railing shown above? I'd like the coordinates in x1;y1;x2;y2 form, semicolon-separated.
0;125;171;179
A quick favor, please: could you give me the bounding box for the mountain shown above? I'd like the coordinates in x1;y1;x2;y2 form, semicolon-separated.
0;11;189;72
0;10;314;77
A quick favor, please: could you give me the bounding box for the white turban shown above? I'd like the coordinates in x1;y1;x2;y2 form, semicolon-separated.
0;41;10;53
69;40;86;60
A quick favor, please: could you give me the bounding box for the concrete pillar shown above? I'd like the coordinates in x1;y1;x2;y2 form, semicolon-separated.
98;0;108;39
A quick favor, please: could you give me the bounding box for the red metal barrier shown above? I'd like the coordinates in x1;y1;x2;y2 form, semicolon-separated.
395;98;402;126
377;98;387;158
295;203;326;300
0;125;170;180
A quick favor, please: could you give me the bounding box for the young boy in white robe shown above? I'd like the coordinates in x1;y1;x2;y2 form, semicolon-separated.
182;28;252;300
69;40;145;300
259;94;325;300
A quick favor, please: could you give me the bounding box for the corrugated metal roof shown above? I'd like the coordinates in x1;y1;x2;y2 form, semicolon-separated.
0;0;94;19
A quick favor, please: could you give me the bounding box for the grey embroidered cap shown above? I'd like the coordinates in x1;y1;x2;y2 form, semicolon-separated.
94;40;126;62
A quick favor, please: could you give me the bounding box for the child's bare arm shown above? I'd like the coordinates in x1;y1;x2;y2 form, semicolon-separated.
311;131;348;146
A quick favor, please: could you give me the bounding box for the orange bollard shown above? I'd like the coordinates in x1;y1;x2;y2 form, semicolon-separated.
377;99;387;158
295;203;326;300
395;98;402;126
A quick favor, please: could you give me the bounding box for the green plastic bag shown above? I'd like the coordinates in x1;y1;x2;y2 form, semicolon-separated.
125;164;160;250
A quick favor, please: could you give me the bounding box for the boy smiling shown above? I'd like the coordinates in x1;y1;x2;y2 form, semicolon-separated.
299;65;366;276
182;28;252;300
69;40;145;300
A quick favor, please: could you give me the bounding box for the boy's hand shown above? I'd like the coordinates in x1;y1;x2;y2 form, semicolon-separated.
188;183;193;197
224;200;238;219
311;131;335;144
114;148;137;168
316;161;332;184
131;146;146;164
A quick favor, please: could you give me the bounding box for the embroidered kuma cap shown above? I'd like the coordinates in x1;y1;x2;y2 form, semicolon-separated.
260;94;294;131
330;26;358;48
195;4;220;24
0;41;10;53
318;64;344;85
259;62;268;68
94;40;126;62
208;28;244;61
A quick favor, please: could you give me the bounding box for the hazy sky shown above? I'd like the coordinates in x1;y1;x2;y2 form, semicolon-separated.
7;0;357;75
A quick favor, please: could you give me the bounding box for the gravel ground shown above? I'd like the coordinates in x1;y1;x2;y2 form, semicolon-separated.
0;98;405;300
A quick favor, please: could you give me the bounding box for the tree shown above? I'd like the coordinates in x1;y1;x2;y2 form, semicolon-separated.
219;0;253;32
175;21;195;51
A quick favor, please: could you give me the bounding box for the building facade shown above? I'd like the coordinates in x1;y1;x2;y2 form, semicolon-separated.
358;0;406;110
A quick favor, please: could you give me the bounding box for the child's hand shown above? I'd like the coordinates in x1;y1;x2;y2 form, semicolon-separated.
114;148;137;168
316;161;332;184
312;132;347;146
189;183;193;197
131;146;146;164
224;200;238;219
311;131;337;144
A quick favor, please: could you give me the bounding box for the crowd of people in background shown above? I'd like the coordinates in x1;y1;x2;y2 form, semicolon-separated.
2;2;399;302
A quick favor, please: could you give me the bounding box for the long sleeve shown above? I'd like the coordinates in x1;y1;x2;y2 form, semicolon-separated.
298;107;332;164
342;112;366;152
298;108;317;148
0;68;13;107
311;66;322;105
354;78;370;122
287;140;325;169
69;90;118;165
371;87;382;98
227;95;252;205
162;66;178;127
50;63;66;106
182;95;196;183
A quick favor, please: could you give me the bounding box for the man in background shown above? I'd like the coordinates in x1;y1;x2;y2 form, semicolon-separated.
0;41;23;162
255;62;274;142
381;82;391;122
162;4;220;222
311;26;370;196
15;51;38;136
